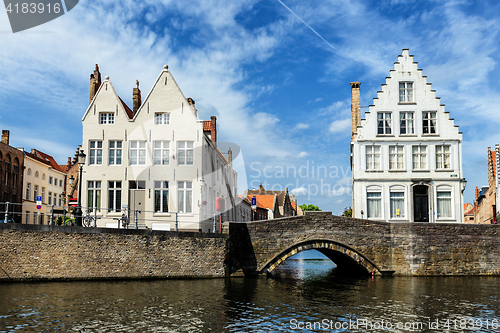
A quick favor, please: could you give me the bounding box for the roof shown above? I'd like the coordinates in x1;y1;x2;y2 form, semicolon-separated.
247;194;276;210
35;150;64;172
118;97;135;119
25;151;51;167
203;121;211;132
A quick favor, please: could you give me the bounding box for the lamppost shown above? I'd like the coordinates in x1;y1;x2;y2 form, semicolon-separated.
74;150;86;227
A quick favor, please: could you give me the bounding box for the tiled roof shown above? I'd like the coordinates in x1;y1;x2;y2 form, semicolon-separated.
36;150;64;172
247;194;276;210
119;97;135;119
203;121;211;132
465;207;475;215
25;152;51;167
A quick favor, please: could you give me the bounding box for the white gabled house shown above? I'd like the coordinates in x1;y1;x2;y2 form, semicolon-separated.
351;49;466;223
81;65;237;232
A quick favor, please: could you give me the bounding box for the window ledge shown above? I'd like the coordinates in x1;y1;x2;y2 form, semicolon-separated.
153;213;171;217
436;169;453;172
388;170;407;172
398;102;416;105
399;134;417;137
365;170;384;172
178;214;194;217
422;134;439;137
376;134;395;137
413;169;430;172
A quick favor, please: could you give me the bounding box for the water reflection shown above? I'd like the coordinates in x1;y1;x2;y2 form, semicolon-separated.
0;255;499;332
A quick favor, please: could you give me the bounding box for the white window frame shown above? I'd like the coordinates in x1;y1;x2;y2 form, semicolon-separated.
153;141;170;165
34;185;38;201
87;181;102;212
177;141;194;166
41;187;46;204
108;140;123;165
100;112;115;124
108;181;122;213
399;111;414;135
129;141;146;165
155;113;170;125
154;181;169;213
436;186;453;220
48;192;52;205
389;145;404;170
389;186;406;219
436;145;451;170
422;111;437;135
89;140;103;165
178;181;193;214
366;186;383;219
26;183;31;201
49;176;53;185
377;112;392;135
366;145;381;170
399;82;414;103
412;145;427;170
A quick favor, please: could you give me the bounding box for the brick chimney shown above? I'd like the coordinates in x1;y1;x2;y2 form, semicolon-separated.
228;147;232;167
350;82;361;138
1;130;9;145
488;147;495;188
89;64;102;104
210;116;217;143
133;80;141;114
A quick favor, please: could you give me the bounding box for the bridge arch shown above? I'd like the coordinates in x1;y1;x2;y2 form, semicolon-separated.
259;239;381;276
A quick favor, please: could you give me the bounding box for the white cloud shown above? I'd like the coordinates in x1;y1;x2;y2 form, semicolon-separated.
291;186;308;196
297;151;308;158
329;119;351;134
294;123;309;130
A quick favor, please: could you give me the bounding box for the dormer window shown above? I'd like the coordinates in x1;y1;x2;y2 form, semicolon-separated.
399;82;413;103
100;112;114;124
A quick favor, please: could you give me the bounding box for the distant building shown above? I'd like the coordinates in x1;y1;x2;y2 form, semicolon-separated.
351;49;466;223
244;184;301;218
81;65;237;231
22;149;66;224
469;146;498;224
0;130;24;223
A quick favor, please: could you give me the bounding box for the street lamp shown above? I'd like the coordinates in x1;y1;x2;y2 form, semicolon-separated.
75;150;86;226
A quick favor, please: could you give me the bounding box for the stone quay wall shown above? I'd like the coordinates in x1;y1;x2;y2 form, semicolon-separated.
0;224;228;282
228;212;500;276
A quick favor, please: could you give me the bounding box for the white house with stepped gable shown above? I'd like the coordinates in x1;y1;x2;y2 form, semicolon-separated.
81;65;237;231
350;49;466;223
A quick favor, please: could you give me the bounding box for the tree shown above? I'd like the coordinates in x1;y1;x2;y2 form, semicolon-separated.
342;207;352;217
299;203;321;212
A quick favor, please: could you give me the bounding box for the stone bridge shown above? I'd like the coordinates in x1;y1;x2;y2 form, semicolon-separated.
225;212;500;276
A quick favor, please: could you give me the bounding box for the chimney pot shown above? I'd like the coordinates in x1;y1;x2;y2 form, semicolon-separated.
1;130;9;145
133;80;142;114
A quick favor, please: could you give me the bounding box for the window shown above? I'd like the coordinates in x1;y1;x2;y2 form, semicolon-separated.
26;183;31;200
377;112;392;135
154;141;170;165
41;187;46;204
59;179;63;187
154;181;169;213
100;112;115;124
437;190;452;219
12;164;18;187
390;190;405;219
87;181;101;212
366;145;381;170
25;212;29;224
89;140;103;165
399;82;413;103
27;168;32;176
48;192;52;205
42;174;46;180
399;112;414;135
155;113;170;125
178;181;192;213
177;141;194;165
389;146;404;170
108;181;122;213
130;141;146;165
367;191;382;218
109;141;123;165
35;171;39;178
4;159;10;186
58;194;62;207
436;145;451;169
49;176;53;185
412;146;427;170
423;111;437;134
129;180;146;189
34;185;38;201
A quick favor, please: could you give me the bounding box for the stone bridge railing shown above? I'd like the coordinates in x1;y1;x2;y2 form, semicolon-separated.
225;212;500;276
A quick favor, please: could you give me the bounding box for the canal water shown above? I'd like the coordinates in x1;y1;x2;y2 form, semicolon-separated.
1;250;499;332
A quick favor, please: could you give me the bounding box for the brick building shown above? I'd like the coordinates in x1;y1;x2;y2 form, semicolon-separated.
0;130;24;223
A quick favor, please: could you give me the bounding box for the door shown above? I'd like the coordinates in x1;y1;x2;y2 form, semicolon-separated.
129;190;145;225
413;185;429;222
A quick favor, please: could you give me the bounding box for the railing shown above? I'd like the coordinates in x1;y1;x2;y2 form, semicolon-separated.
0;201;227;232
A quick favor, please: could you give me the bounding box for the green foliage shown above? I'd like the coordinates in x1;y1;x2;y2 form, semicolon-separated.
342;207;353;217
299;203;321;212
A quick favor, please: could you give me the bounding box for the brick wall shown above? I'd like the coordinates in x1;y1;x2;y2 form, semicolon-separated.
0;224;228;281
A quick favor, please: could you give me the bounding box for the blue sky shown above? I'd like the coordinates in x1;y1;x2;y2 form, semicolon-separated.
1;0;499;214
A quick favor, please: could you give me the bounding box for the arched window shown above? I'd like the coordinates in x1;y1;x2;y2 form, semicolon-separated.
35;171;39;178
27;168;32;176
366;185;383;219
4;154;11;186
13;158;20;188
42;173;46;180
436;185;453;219
389;185;406;219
